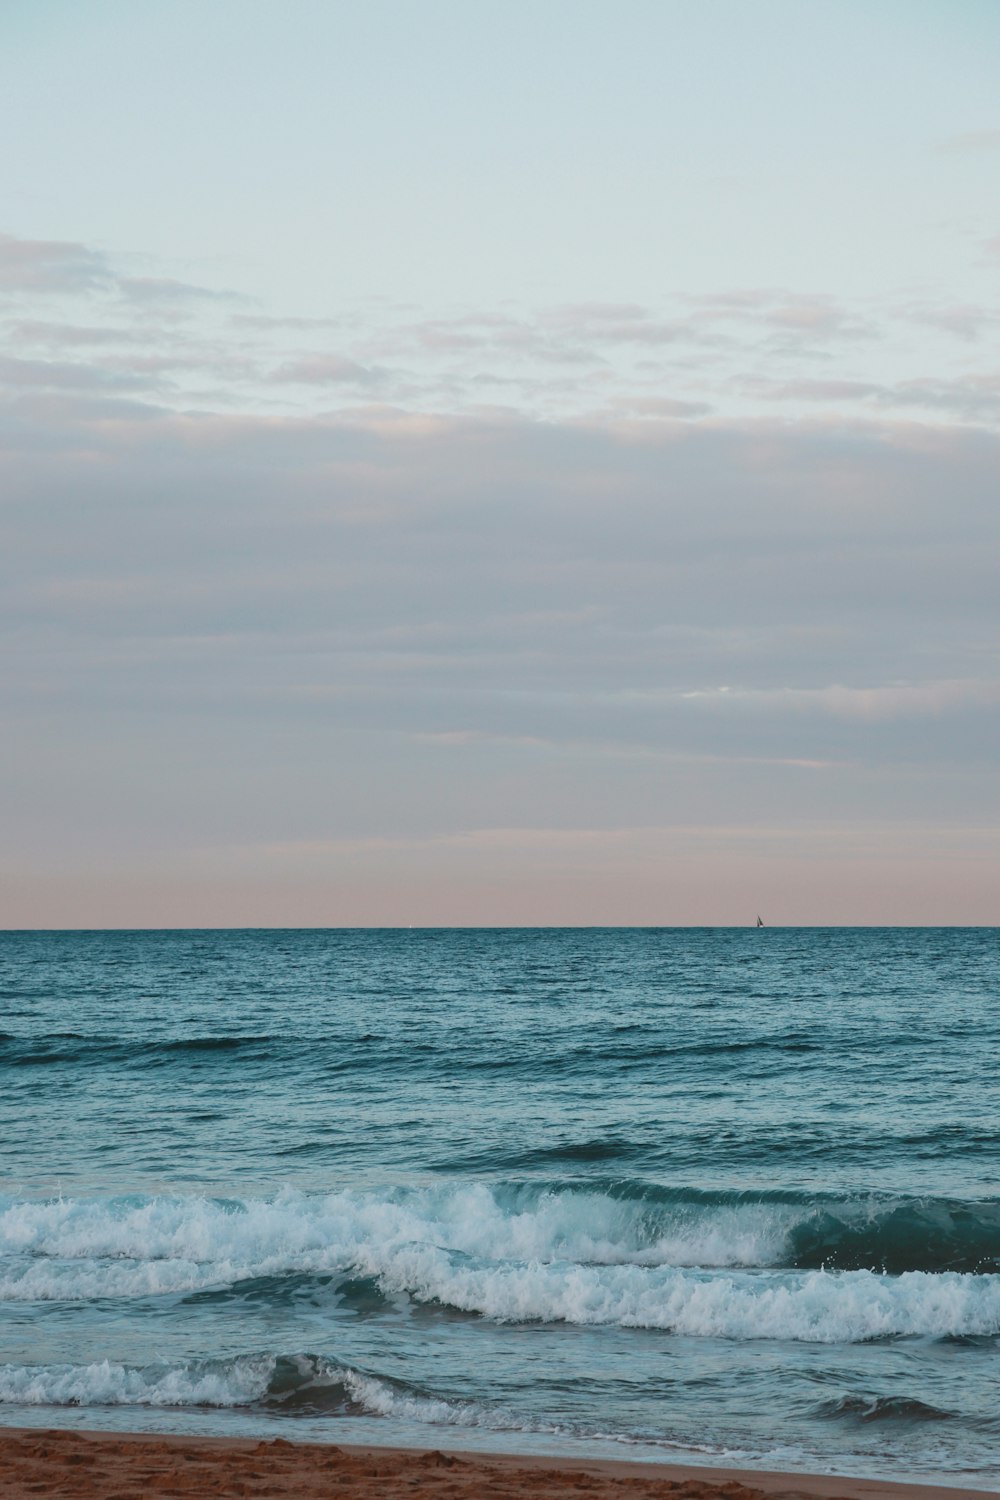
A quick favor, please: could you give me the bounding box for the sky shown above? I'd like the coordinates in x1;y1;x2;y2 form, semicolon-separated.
1;0;999;926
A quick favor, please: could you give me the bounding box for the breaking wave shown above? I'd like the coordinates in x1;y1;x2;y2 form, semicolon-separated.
3;1181;999;1271
2;1182;1000;1343
0;1352;563;1436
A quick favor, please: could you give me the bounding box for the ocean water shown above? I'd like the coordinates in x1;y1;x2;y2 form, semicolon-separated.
1;927;999;1487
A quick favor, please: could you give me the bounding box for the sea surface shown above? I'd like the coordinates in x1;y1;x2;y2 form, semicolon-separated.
1;928;999;1487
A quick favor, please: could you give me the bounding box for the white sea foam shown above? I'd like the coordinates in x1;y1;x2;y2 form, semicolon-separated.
2;1187;999;1342
0;1353;535;1435
0;1356;275;1407
0;1182;790;1280
342;1369;543;1432
0;1351;681;1457
369;1249;1000;1341
0;1352;901;1477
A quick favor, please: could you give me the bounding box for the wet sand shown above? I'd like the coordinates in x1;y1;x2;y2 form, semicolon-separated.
0;1429;995;1500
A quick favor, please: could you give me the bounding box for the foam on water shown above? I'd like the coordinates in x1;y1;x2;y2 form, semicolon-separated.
0;1351;740;1462
0;1181;791;1275
374;1252;1000;1341
7;1182;999;1276
0;1356;276;1408
2;1186;999;1341
0;1352;579;1438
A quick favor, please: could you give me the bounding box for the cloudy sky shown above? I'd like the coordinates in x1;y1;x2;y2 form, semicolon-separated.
2;0;999;926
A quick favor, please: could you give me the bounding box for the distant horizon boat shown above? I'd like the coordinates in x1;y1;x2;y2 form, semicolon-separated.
756;915;764;927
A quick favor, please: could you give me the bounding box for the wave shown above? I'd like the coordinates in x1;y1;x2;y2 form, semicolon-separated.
0;1351;732;1460
368;1255;1000;1343
7;1180;1000;1274
2;1183;999;1341
0;1025;953;1077
813;1394;959;1425
1;1350;983;1471
0;1180;790;1276
785;1199;1000;1275
438;1122;1000;1177
0;1354;278;1409
0;1352;552;1435
0;1033;279;1067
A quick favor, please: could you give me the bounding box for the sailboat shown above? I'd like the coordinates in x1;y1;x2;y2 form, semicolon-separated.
756;915;764;927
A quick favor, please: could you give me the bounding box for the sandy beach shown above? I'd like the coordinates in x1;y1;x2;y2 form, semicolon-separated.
0;1430;995;1500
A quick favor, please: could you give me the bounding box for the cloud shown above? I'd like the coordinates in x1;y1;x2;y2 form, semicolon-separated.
606;395;712;419
537;305;701;347
3;208;1000;919
0;234;245;318
900;302;999;342
0;232;113;295
761;296;856;335
7;319;151;348
741;373;1000;420
117;275;243;307
3;399;997;685
367;307;722;371
0;391;166;428
688;289;862;339
270;354;385;386
6;230;995;431
0;354;154;392
742;377;881;403
891;375;1000;418
3;385;999;922
680;679;1000;722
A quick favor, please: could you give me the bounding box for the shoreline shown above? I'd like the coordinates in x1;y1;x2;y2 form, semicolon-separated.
0;1429;995;1500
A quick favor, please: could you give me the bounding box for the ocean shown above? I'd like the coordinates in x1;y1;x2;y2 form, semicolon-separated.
1;927;998;1487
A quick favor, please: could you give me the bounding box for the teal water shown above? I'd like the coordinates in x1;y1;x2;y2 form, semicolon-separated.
1;928;998;1485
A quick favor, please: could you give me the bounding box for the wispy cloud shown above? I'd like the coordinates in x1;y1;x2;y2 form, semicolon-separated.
4;229;998;429
270;354;386;386
0;232;113;295
7;319;154;348
681;679;1000;722
688;289;868;340
898;301;999;342
117;275;244;308
740;377;881;403
0;353;155;392
740;372;1000;420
